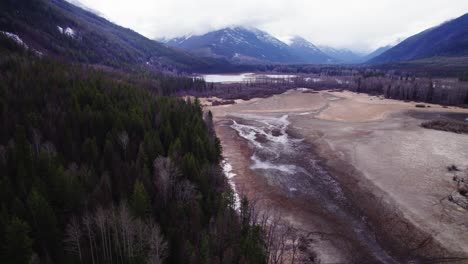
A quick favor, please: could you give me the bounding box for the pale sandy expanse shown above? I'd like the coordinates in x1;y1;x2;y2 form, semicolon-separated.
210;89;466;120
208;89;468;262
207;90;328;114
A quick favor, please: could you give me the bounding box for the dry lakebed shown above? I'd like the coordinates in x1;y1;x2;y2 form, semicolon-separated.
206;90;468;264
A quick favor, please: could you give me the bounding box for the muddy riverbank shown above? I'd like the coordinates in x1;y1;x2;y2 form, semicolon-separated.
215;117;391;263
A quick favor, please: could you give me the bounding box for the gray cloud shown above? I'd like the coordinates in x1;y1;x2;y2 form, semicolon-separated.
69;0;468;52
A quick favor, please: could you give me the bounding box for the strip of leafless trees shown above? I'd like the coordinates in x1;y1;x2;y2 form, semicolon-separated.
240;197;306;264
64;204;167;264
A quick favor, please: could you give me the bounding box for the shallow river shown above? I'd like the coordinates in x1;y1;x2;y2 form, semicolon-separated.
227;113;400;263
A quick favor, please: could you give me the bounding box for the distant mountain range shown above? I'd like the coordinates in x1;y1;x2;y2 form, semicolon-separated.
165;27;337;64
317;46;364;63
370;13;468;64
166;27;295;64
362;45;393;62
165;11;468;66
288;36;336;64
0;0;224;72
164;27;393;65
1;0;466;71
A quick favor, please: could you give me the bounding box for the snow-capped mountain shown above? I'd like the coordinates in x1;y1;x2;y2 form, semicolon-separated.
165;27;334;64
165;26;297;64
318;46;365;63
164;26;394;65
288;36;336;64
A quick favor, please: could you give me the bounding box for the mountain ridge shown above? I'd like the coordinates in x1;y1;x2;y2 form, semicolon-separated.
166;26;296;64
318;45;366;63
165;27;337;64
288;36;336;64
0;0;225;72
362;45;393;62
369;13;468;63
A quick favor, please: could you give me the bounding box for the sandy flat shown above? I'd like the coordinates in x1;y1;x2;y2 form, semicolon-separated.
316;91;466;122
208;90;328;117
292;113;468;257
210;90;466;122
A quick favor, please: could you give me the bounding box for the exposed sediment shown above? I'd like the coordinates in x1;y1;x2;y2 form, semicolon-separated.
209;90;468;263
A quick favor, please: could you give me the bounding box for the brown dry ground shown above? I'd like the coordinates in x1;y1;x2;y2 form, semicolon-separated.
207;89;468;263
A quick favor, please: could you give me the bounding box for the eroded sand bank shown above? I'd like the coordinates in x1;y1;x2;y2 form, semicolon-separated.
208;90;468;263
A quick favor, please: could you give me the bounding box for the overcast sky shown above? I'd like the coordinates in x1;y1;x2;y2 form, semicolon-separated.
68;0;468;53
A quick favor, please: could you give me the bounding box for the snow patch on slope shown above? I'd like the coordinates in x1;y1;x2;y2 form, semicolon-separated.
57;26;76;38
1;31;44;56
289;36;320;51
65;28;75;38
1;31;28;48
247;27;286;48
222;159;241;210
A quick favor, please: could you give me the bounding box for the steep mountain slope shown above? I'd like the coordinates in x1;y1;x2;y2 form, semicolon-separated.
318;46;364;63
288;36;335;64
369;13;468;63
362;45;392;62
166;27;306;64
0;0;220;72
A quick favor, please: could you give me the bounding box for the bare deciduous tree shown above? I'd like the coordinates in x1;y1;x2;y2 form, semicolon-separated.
134;218;149;257
146;222;168;264
41;141;56;165
290;228;300;264
94;206;110;262
175;179;196;204
243;199;302;264
119;131;129;159
64;216;83;263
118;203;135;258
66;204;168;264
82;212;96;264
153;156;180;205
32;128;41;156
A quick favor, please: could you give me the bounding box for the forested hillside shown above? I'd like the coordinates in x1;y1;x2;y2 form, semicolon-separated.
0;36;266;264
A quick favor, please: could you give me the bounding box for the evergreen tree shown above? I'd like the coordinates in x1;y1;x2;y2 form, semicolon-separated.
27;189;58;258
2;217;33;264
131;180;151;219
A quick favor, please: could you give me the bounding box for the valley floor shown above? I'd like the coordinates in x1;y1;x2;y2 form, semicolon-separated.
208;90;468;263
